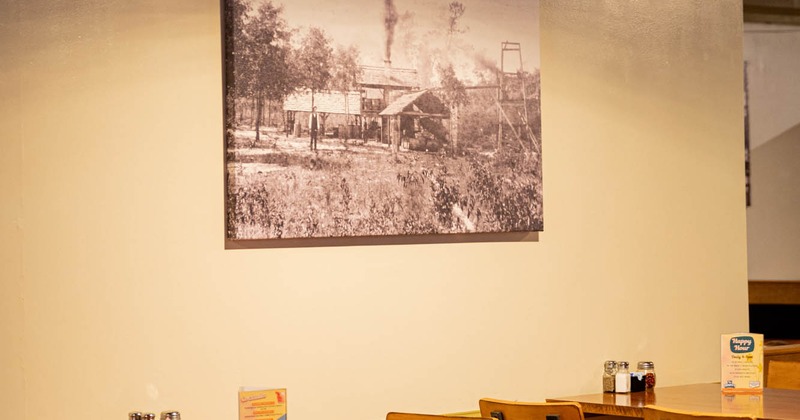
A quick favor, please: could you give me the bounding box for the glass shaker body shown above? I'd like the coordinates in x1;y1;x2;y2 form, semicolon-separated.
638;361;656;390
615;361;631;393
603;360;617;393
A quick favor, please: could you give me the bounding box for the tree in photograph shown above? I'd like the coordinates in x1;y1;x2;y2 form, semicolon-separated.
331;44;362;140
297;27;333;111
227;0;253;131
460;87;500;153
437;63;468;151
447;1;466;39
243;1;295;143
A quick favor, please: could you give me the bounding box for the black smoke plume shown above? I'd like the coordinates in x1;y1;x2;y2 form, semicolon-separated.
384;0;399;62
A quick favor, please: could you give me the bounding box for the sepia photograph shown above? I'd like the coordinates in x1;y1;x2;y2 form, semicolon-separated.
224;0;542;242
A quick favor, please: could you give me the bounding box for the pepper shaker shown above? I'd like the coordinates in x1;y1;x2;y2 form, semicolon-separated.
603;360;617;393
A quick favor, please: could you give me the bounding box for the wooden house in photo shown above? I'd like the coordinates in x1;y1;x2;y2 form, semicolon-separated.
282;63;423;143
358;64;421;144
379;90;450;153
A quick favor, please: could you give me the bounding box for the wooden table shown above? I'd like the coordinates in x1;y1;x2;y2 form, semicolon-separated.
546;383;800;420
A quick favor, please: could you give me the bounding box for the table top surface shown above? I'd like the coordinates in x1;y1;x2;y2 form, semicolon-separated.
546;382;800;420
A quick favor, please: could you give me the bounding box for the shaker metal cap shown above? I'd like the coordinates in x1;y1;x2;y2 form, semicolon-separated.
637;361;654;369
160;411;181;420
604;360;617;368
129;412;143;420
617;361;629;368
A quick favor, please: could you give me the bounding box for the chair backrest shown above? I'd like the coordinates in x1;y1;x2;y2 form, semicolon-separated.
478;398;584;420
766;359;800;390
387;413;494;420
641;406;755;420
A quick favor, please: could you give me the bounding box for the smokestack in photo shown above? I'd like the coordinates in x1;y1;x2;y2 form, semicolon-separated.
384;0;398;65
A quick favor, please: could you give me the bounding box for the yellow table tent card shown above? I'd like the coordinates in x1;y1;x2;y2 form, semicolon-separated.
720;333;764;393
238;387;287;420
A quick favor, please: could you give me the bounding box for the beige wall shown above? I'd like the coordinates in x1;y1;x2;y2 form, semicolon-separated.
0;1;747;420
744;23;800;280
1;1;25;413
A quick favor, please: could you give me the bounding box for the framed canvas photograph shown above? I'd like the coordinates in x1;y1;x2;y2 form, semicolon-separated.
223;0;542;245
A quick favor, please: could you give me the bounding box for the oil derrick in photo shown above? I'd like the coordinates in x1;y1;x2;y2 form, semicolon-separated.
496;41;537;153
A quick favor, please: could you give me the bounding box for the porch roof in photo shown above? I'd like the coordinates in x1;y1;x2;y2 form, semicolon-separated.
283;90;361;115
379;90;449;118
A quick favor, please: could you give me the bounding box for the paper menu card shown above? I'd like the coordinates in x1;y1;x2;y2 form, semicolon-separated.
239;387;287;420
720;333;764;393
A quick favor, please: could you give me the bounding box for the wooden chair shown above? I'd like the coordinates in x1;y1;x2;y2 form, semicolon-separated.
641;406;755;420
763;343;800;380
387;412;493;420
478;397;585;420
766;359;800;390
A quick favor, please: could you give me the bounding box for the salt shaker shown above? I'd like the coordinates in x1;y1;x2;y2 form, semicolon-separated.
638;361;656;390
615;361;631;393
603;360;617;393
